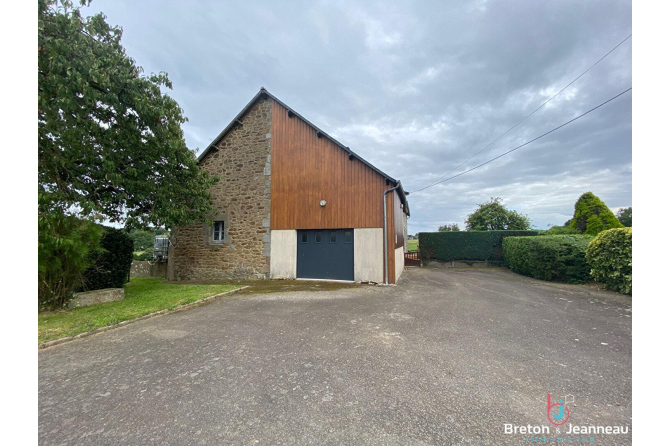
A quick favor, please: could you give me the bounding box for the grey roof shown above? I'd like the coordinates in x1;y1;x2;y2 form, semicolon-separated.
197;88;409;216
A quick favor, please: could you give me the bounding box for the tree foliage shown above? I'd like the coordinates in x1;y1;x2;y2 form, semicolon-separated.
569;192;623;235
129;228;168;251
438;223;460;232
38;0;216;228
129;229;154;251
616;207;632;227
465;197;531;231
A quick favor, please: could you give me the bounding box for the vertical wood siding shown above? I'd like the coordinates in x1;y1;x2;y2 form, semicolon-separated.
271;101;393;230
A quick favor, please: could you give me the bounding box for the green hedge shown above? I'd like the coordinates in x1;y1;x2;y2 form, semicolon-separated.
502;235;593;283
419;230;540;262
78;228;134;291
542;225;581;235
586;228;632;294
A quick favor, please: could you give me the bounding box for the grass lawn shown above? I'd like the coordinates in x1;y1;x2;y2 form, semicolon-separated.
38;278;241;345
407;239;419;251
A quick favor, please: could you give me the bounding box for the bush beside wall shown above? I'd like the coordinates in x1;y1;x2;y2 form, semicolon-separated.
38;212;104;309
502;235;593;283
585;228;632;294
419;230;540;262
79;228;134;291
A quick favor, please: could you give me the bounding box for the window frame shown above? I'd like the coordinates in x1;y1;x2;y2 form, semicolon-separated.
212;221;224;242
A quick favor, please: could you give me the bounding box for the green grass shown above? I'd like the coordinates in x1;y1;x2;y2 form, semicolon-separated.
38;278;240;345
407;239;419;251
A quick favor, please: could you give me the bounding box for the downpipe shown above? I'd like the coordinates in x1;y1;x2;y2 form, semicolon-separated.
383;184;401;285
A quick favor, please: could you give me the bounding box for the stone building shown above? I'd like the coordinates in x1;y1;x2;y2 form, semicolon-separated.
169;88;409;284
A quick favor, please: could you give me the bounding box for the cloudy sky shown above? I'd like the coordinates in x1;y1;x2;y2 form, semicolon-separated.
85;0;632;234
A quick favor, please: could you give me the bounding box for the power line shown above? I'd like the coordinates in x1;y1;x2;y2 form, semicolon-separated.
411;87;632;193
413;33;632;192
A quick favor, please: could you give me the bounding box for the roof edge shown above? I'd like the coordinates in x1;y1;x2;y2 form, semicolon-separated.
197;87;409;216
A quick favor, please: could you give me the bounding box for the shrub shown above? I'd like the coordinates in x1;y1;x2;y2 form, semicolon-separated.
570;192;623;235
585;228;632;294
419;230;539;262
38;212;103;309
79;228;134;291
503;235;593;283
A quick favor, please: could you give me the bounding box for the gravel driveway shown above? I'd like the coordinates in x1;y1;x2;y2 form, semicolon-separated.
38;268;632;445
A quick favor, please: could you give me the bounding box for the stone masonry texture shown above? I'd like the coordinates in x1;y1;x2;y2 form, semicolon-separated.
170;99;272;280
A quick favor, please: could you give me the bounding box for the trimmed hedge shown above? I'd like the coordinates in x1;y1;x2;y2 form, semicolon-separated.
502;235;593;283
542;225;581;235
585;228;632;294
419;230;540;262
79;228;134;291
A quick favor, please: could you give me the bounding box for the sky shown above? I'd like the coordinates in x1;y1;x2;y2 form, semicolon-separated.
84;0;632;234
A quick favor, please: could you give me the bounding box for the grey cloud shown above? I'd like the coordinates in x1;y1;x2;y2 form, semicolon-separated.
88;0;631;232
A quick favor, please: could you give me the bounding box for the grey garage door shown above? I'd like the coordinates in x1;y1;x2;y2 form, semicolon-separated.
297;229;354;281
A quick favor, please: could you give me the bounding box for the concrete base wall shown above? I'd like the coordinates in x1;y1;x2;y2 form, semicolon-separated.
395;246;404;282
68;288;124;309
270;230;297;279
354;228;384;283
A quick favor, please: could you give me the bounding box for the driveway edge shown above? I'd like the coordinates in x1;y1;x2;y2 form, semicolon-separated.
39;286;250;350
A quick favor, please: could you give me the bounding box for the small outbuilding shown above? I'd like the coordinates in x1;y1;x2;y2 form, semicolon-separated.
169;88;409;284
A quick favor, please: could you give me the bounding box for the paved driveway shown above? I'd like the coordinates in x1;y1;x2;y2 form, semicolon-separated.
39;268;632;445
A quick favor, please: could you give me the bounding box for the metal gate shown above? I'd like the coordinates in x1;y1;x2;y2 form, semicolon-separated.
297;229;354;281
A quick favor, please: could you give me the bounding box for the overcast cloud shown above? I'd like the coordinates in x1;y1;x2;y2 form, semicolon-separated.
86;0;632;233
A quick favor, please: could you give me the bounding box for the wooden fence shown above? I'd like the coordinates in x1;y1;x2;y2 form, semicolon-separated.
404;250;421;266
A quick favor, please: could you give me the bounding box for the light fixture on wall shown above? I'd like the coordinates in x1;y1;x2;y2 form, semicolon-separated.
320;200;326;207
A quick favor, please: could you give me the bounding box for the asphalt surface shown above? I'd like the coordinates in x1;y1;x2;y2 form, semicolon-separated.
38;268;632;445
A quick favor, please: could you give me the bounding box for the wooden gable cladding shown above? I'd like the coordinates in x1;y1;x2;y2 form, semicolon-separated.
270;100;391;230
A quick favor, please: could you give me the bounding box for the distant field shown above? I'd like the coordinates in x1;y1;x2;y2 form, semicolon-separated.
407;239;418;251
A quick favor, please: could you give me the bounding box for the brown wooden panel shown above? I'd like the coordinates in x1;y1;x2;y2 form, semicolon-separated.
271;100;393;230
386;191;396;284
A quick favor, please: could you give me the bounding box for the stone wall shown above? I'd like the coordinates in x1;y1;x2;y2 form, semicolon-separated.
170;98;273;281
130;261;168;279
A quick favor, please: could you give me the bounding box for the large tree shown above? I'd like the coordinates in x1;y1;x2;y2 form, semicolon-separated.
438;223;460;232
616;207;632;227
569;192;623;235
465;197;531;231
38;0;216;228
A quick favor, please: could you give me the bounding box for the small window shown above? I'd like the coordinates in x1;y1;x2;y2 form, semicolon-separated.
344;231;353;243
315;232;322;243
330;231;337;243
213;221;224;241
301;232;308;243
